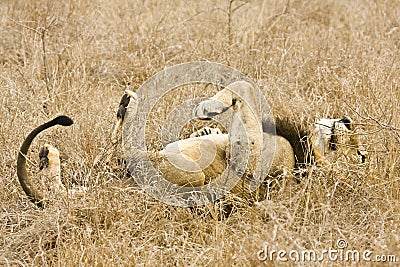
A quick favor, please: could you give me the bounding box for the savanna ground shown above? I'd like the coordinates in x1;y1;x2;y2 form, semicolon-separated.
1;0;400;265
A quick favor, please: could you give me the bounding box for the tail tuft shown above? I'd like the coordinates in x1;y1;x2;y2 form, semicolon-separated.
53;116;73;126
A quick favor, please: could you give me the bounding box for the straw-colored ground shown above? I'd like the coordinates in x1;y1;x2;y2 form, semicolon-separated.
1;0;399;265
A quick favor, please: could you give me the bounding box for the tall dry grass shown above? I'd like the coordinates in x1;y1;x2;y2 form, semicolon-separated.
1;0;399;265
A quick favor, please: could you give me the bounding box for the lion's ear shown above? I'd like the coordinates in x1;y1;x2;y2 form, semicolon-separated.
339;116;353;131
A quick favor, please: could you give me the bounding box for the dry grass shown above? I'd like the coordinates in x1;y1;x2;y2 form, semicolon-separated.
1;0;399;265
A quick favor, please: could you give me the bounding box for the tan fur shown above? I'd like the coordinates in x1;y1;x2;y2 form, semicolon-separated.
194;81;295;202
95;82;295;202
195;84;296;176
228;81;264;176
39;144;86;200
124;117;228;187
267;135;296;177
123;81;294;199
40;144;65;193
